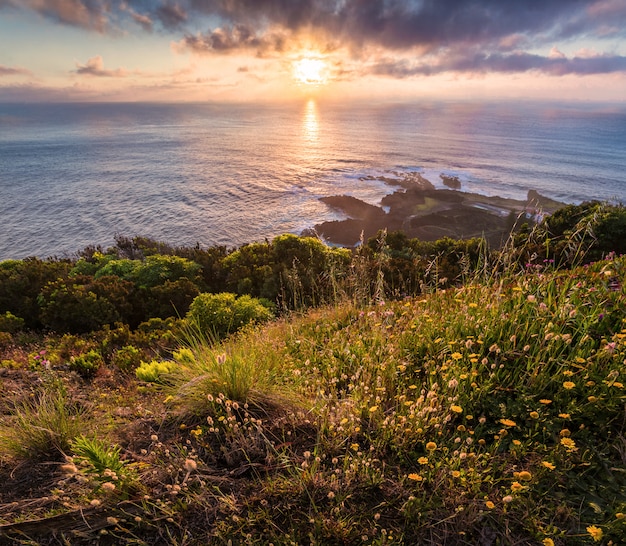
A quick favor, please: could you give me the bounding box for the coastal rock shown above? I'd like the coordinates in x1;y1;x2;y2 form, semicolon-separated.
314;187;564;248
441;174;462;190
320;195;386;220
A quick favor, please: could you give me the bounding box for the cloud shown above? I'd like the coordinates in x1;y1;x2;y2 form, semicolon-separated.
370;50;626;78
4;0;110;31
4;1;626;78
175;24;288;55
119;3;154;32
179;0;626;51
0;65;32;76
156;2;187;29
74;56;130;77
172;0;626;77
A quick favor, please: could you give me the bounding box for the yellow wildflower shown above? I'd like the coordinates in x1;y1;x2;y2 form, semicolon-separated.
541;461;556;470
586;525;603;542
542;539;555;546
511;481;524;492
418;457;429;465
451;405;463;414
529;411;539;419
451;352;463;360
451;470;461;478
425;441;437;451
408;473;423;482
588;395;598;403
499;418;517;427
558;413;571;419
518;470;532;481
369;405;379;413
560;437;577;452
563;381;576;390
539;399;552;405
485;500;495;509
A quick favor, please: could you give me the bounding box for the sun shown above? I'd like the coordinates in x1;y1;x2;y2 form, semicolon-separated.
293;57;329;85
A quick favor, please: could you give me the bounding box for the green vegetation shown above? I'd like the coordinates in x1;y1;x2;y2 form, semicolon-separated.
0;378;89;461
0;202;625;544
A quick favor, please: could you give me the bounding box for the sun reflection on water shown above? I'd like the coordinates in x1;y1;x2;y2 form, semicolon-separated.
302;99;319;143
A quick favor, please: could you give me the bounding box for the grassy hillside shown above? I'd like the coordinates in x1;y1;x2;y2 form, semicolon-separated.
1;252;624;544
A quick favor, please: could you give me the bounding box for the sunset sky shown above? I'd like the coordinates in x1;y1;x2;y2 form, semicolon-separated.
1;0;625;102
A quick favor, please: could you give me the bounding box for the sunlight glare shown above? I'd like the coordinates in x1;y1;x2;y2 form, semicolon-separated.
293;57;328;85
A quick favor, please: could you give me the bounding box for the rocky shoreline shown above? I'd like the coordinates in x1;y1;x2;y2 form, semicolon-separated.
308;174;564;247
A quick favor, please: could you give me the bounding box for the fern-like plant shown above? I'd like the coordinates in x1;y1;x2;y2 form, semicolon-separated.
71;435;137;495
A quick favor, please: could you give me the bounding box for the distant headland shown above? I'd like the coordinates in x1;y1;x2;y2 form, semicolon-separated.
308;172;564;247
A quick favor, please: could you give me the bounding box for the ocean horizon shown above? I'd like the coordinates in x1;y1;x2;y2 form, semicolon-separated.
1;99;625;261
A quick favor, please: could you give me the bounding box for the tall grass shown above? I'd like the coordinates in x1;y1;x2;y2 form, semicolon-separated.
171;320;304;415
0;379;89;461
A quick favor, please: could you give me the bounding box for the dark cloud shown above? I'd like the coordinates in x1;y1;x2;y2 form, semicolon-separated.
156;2;187;29
4;1;626;77
371;51;626;77
0;65;32;76
181;0;624;51
8;1;624;45
178;24;288;54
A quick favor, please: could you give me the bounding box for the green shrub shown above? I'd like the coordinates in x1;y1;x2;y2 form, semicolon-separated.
142;277;201;319
132;255;202;288
0;258;71;329
112;345;143;372
69;349;103;378
0;311;25;333
135;359;178;383
0;331;13;350
186;292;274;340
54;333;96;362
38;275;136;333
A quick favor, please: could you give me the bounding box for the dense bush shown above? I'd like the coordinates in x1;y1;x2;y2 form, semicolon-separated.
38;275;136;333
2;204;625;336
186;292;274;339
69;349;103;378
223;234;351;308
0;258;72;329
516;201;626;267
0;311;25;333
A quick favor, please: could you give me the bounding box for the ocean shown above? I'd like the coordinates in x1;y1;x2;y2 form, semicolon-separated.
1;100;625;260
